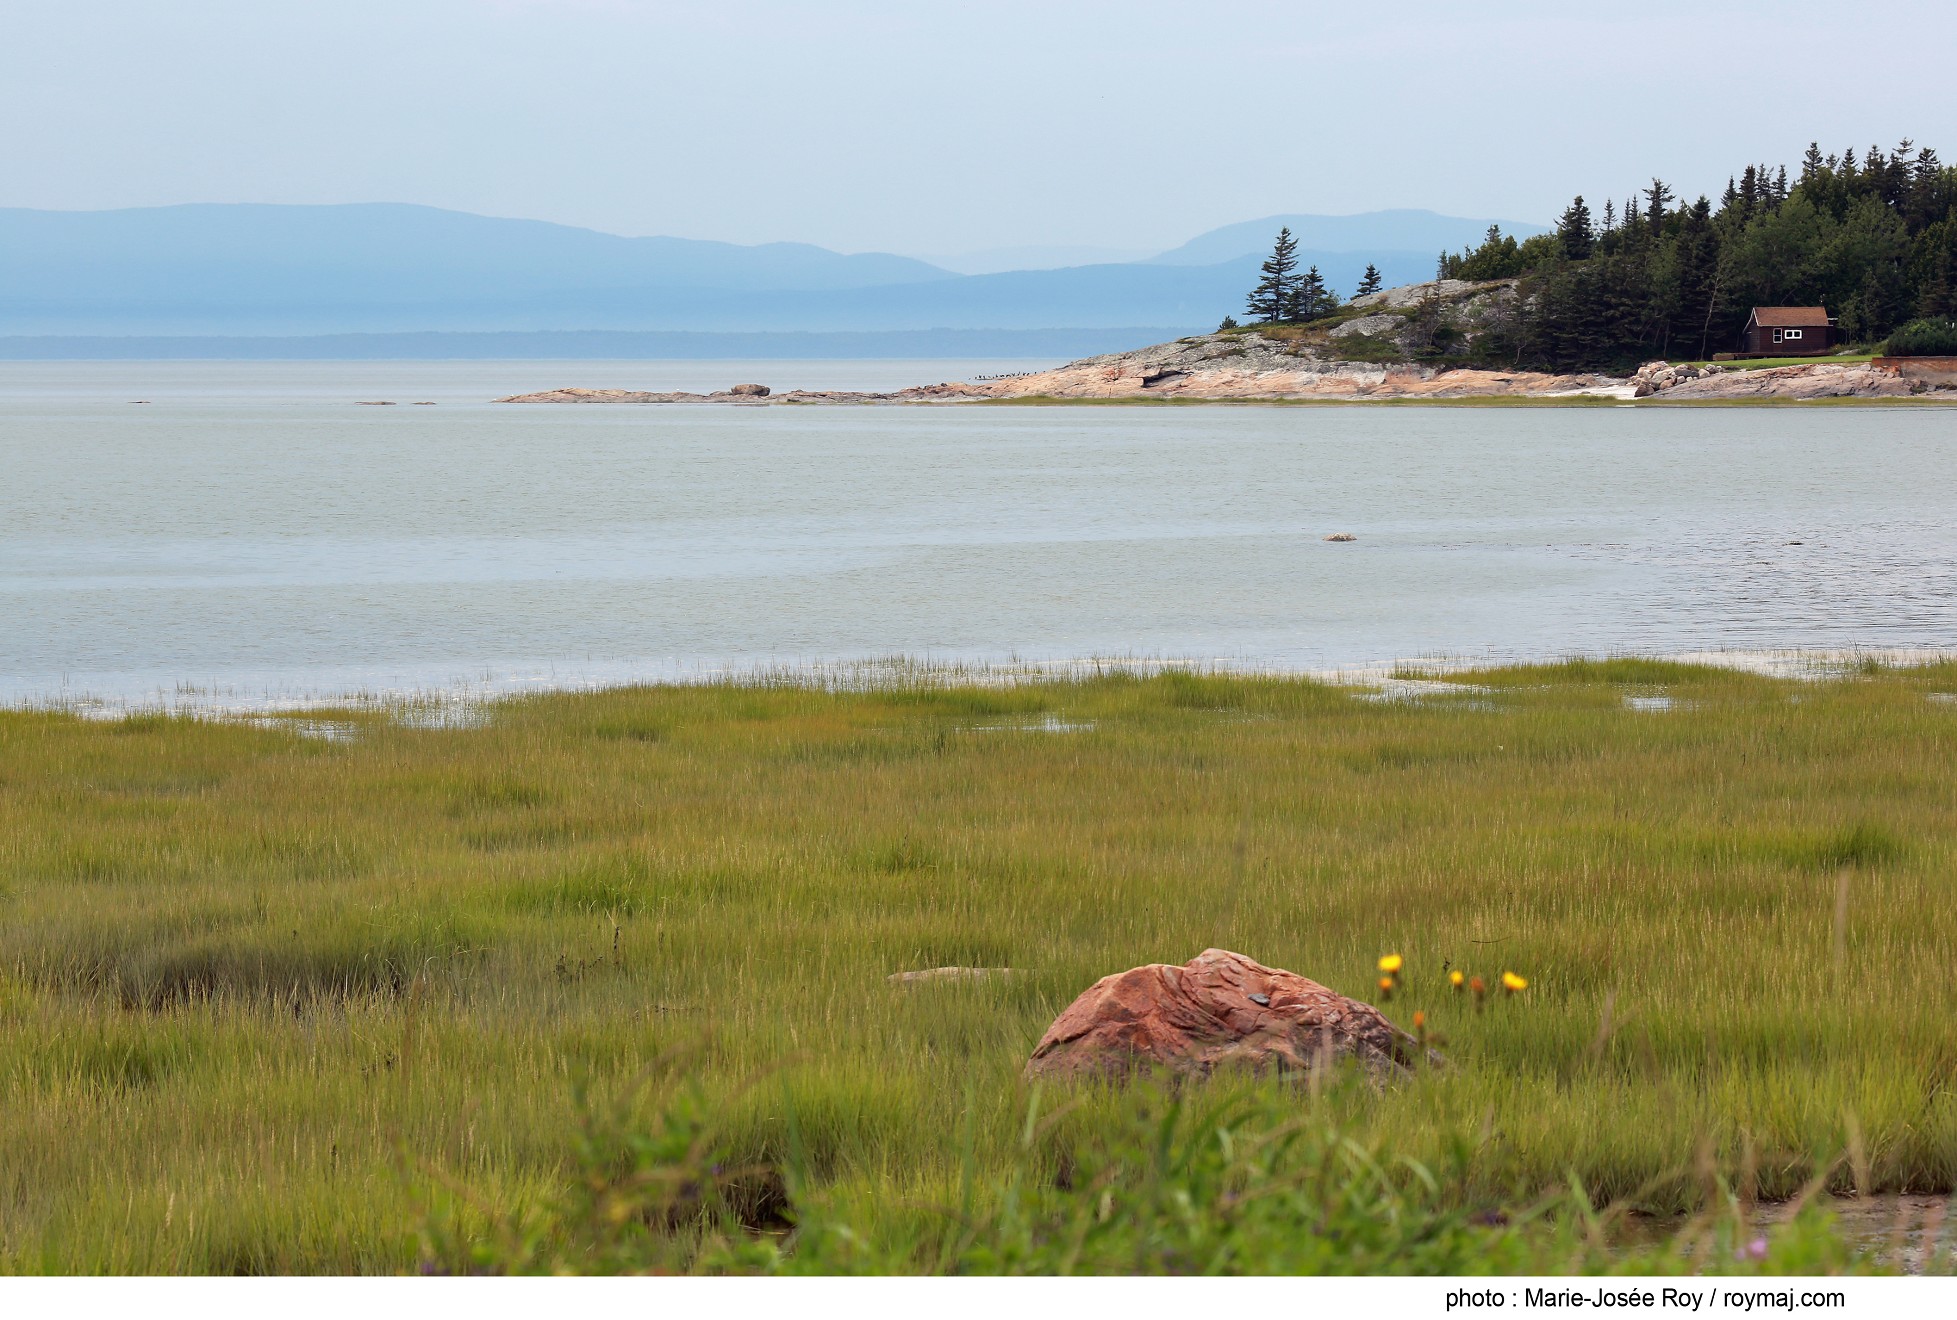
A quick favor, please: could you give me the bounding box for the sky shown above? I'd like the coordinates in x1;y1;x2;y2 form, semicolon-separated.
5;0;1955;263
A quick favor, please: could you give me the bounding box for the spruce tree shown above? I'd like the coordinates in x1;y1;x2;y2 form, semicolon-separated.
1878;141;1913;211
1643;178;1675;230
1907;147;1945;230
1286;265;1330;321
1920;240;1955;318
1356;263;1383;296
1245;227;1299;323
1557;196;1595;260
1671;197;1720;358
1801;142;1825;184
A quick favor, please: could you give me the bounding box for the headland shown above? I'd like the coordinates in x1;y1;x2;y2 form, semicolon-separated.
498;279;1957;406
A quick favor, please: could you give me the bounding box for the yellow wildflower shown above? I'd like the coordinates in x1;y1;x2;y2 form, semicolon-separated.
1501;971;1528;993
1378;953;1404;976
1449;970;1466;989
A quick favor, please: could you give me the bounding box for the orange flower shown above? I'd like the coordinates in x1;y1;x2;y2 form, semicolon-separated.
1377;976;1395;999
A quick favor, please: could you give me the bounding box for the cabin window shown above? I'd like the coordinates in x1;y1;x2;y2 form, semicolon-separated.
1783;329;1803;341
1772;328;1783;343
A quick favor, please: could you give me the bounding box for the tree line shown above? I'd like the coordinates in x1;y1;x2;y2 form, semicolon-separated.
1437;140;1957;368
1234;141;1957;367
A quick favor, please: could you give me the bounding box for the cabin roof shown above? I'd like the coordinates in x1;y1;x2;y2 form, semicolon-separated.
1747;306;1831;328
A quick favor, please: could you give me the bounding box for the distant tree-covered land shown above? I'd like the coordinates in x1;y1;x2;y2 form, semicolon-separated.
1442;141;1957;368
1240;141;1957;371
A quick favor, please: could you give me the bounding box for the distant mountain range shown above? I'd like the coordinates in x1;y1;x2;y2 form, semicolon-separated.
0;203;1547;355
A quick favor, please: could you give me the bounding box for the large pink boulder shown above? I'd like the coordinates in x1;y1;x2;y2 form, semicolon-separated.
1026;948;1424;1081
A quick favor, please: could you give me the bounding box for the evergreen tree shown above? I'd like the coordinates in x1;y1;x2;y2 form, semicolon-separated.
1307;265;1331;317
1356;263;1383;296
1644;178;1675;230
1244;227;1299;323
1451;227;1525;281
1877;141;1914;212
1919;233;1956;318
1603;199;1617;233
1671;197;1721;358
1283;265;1335;321
1557;196;1595;260
1906;147;1947;231
1311;267;1338;316
1801;142;1826;184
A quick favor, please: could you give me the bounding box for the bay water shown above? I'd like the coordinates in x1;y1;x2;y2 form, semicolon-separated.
4;360;1954;710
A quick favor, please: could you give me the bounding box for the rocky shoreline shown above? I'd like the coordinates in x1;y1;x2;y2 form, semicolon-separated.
495;279;1957;406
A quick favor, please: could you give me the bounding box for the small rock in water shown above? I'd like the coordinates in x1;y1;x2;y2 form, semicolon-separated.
728;383;771;397
1324;532;1358;542
356;400;396;406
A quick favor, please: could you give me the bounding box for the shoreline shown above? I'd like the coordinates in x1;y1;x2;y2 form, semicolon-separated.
966;392;1957;407
496;281;1957;407
16;645;1957;721
493;389;1957;409
499;366;1957;408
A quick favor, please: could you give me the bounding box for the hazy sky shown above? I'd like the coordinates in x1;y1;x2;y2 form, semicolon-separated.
5;0;1954;259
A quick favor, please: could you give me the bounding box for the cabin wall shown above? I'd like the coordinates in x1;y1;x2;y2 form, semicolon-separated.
1742;323;1834;355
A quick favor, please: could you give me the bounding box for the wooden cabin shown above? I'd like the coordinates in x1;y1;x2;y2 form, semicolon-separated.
1739;307;1836;355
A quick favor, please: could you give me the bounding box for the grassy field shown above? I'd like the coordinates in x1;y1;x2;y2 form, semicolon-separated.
1684;355;1880;370
3;660;1956;1272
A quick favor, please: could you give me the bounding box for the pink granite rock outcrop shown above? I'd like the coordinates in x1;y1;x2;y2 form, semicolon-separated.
1026;948;1425;1082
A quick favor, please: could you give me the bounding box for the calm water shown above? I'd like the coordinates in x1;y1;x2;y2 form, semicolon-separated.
4;361;1955;709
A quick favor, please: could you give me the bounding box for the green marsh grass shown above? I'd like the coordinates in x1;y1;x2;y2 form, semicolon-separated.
3;662;1956;1271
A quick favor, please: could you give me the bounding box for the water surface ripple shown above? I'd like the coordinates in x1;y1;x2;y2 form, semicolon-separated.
4;361;1955;708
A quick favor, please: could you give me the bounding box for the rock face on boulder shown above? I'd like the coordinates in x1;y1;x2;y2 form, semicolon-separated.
1630;359;1720;397
1328;312;1403;341
1348;278;1479;310
1626;358;1922;400
1025;948;1424;1082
